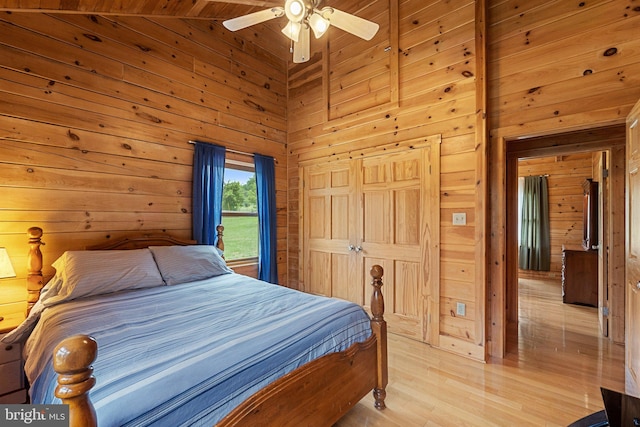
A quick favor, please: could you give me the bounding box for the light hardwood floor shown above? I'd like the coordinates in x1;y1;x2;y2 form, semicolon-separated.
336;278;625;426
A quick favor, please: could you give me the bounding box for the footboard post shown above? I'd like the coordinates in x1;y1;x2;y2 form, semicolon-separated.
369;265;388;410
53;335;98;427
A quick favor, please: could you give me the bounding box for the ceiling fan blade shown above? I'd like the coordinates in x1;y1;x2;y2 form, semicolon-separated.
321;7;379;41
293;25;310;63
223;7;284;31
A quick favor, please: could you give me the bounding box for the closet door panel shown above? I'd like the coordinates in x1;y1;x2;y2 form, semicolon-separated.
360;150;425;341
333;253;362;304
302;160;361;304
331;194;350;239
308;251;331;296
362;190;390;244
395;188;420;246
307;197;326;239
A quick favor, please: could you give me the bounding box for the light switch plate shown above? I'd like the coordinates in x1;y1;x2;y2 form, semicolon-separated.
456;302;466;317
452;212;466;225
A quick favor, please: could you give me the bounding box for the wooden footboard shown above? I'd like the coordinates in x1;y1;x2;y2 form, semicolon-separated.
216;265;388;426
52;266;387;427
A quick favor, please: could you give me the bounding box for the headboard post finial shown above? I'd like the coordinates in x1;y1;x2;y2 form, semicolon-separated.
216;224;225;258
27;227;44;316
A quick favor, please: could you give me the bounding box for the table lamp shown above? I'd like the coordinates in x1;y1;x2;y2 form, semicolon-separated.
0;247;16;322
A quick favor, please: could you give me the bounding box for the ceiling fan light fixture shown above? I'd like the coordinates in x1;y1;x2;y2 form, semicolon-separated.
284;0;307;22
222;0;379;63
309;12;329;38
281;20;302;42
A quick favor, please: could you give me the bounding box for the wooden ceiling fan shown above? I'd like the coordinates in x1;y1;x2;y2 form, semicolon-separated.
221;0;379;63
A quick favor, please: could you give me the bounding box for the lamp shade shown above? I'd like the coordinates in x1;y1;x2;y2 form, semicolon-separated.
0;247;16;278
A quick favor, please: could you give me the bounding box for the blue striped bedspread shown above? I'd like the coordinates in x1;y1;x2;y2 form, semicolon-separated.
23;273;372;426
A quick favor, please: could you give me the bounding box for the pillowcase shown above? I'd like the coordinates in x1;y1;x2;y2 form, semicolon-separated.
149;245;233;286
43;249;165;306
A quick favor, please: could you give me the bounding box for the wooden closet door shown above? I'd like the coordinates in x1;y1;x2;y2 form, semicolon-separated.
360;149;427;341
302;160;362;304
301;145;439;344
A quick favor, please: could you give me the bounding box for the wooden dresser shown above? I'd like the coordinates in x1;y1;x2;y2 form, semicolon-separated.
562;247;598;307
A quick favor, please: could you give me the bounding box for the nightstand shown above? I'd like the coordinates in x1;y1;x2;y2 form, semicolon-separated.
0;310;27;404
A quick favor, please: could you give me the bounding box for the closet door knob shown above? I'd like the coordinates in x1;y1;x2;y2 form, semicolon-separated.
355;246;363;253
347;245;355;251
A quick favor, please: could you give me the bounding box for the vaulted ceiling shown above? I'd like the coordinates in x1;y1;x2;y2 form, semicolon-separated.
0;0;283;20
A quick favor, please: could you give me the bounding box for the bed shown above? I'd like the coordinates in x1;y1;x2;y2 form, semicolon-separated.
5;226;388;427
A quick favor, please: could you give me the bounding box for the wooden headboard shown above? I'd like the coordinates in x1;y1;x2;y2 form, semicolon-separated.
26;225;225;314
86;234;197;250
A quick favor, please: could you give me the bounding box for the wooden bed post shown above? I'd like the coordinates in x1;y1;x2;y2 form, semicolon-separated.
216;224;225;258
369;264;388;410
53;335;98;427
26;227;44;316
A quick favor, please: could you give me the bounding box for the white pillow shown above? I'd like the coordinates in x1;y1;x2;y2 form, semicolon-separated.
149;245;233;285
43;249;165;305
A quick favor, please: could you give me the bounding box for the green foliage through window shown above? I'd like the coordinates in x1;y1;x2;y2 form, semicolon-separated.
222;174;257;212
222;167;258;260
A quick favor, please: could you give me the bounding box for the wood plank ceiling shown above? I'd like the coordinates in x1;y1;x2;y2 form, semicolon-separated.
0;0;282;19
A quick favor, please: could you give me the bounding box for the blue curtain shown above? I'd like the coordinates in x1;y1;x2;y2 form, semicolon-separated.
254;153;278;284
192;142;225;245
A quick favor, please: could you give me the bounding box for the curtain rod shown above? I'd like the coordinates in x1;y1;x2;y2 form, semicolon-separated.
188;140;254;158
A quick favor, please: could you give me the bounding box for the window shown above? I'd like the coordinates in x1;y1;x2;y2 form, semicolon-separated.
222;162;258;262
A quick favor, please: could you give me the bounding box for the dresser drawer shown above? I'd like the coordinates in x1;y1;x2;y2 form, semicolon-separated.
0;360;23;394
0;340;21;364
0;388;27;404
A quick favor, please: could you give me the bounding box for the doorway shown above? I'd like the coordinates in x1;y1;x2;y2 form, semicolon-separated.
504;125;626;352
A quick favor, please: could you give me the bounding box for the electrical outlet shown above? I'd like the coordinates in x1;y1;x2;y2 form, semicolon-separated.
456;302;466;317
452;213;466;225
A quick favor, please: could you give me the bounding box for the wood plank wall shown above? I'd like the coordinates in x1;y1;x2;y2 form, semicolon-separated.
0;12;289;311
2;0;638;362
488;0;640;356
287;0;487;359
517;153;594;280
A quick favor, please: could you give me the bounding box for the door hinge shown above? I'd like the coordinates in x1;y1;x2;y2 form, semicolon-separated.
602;306;609;316
603;168;609;178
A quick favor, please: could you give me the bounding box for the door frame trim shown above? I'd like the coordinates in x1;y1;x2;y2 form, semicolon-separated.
489;124;626;358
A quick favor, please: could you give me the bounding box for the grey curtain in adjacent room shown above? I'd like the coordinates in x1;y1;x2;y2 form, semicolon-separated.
519;175;551;271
